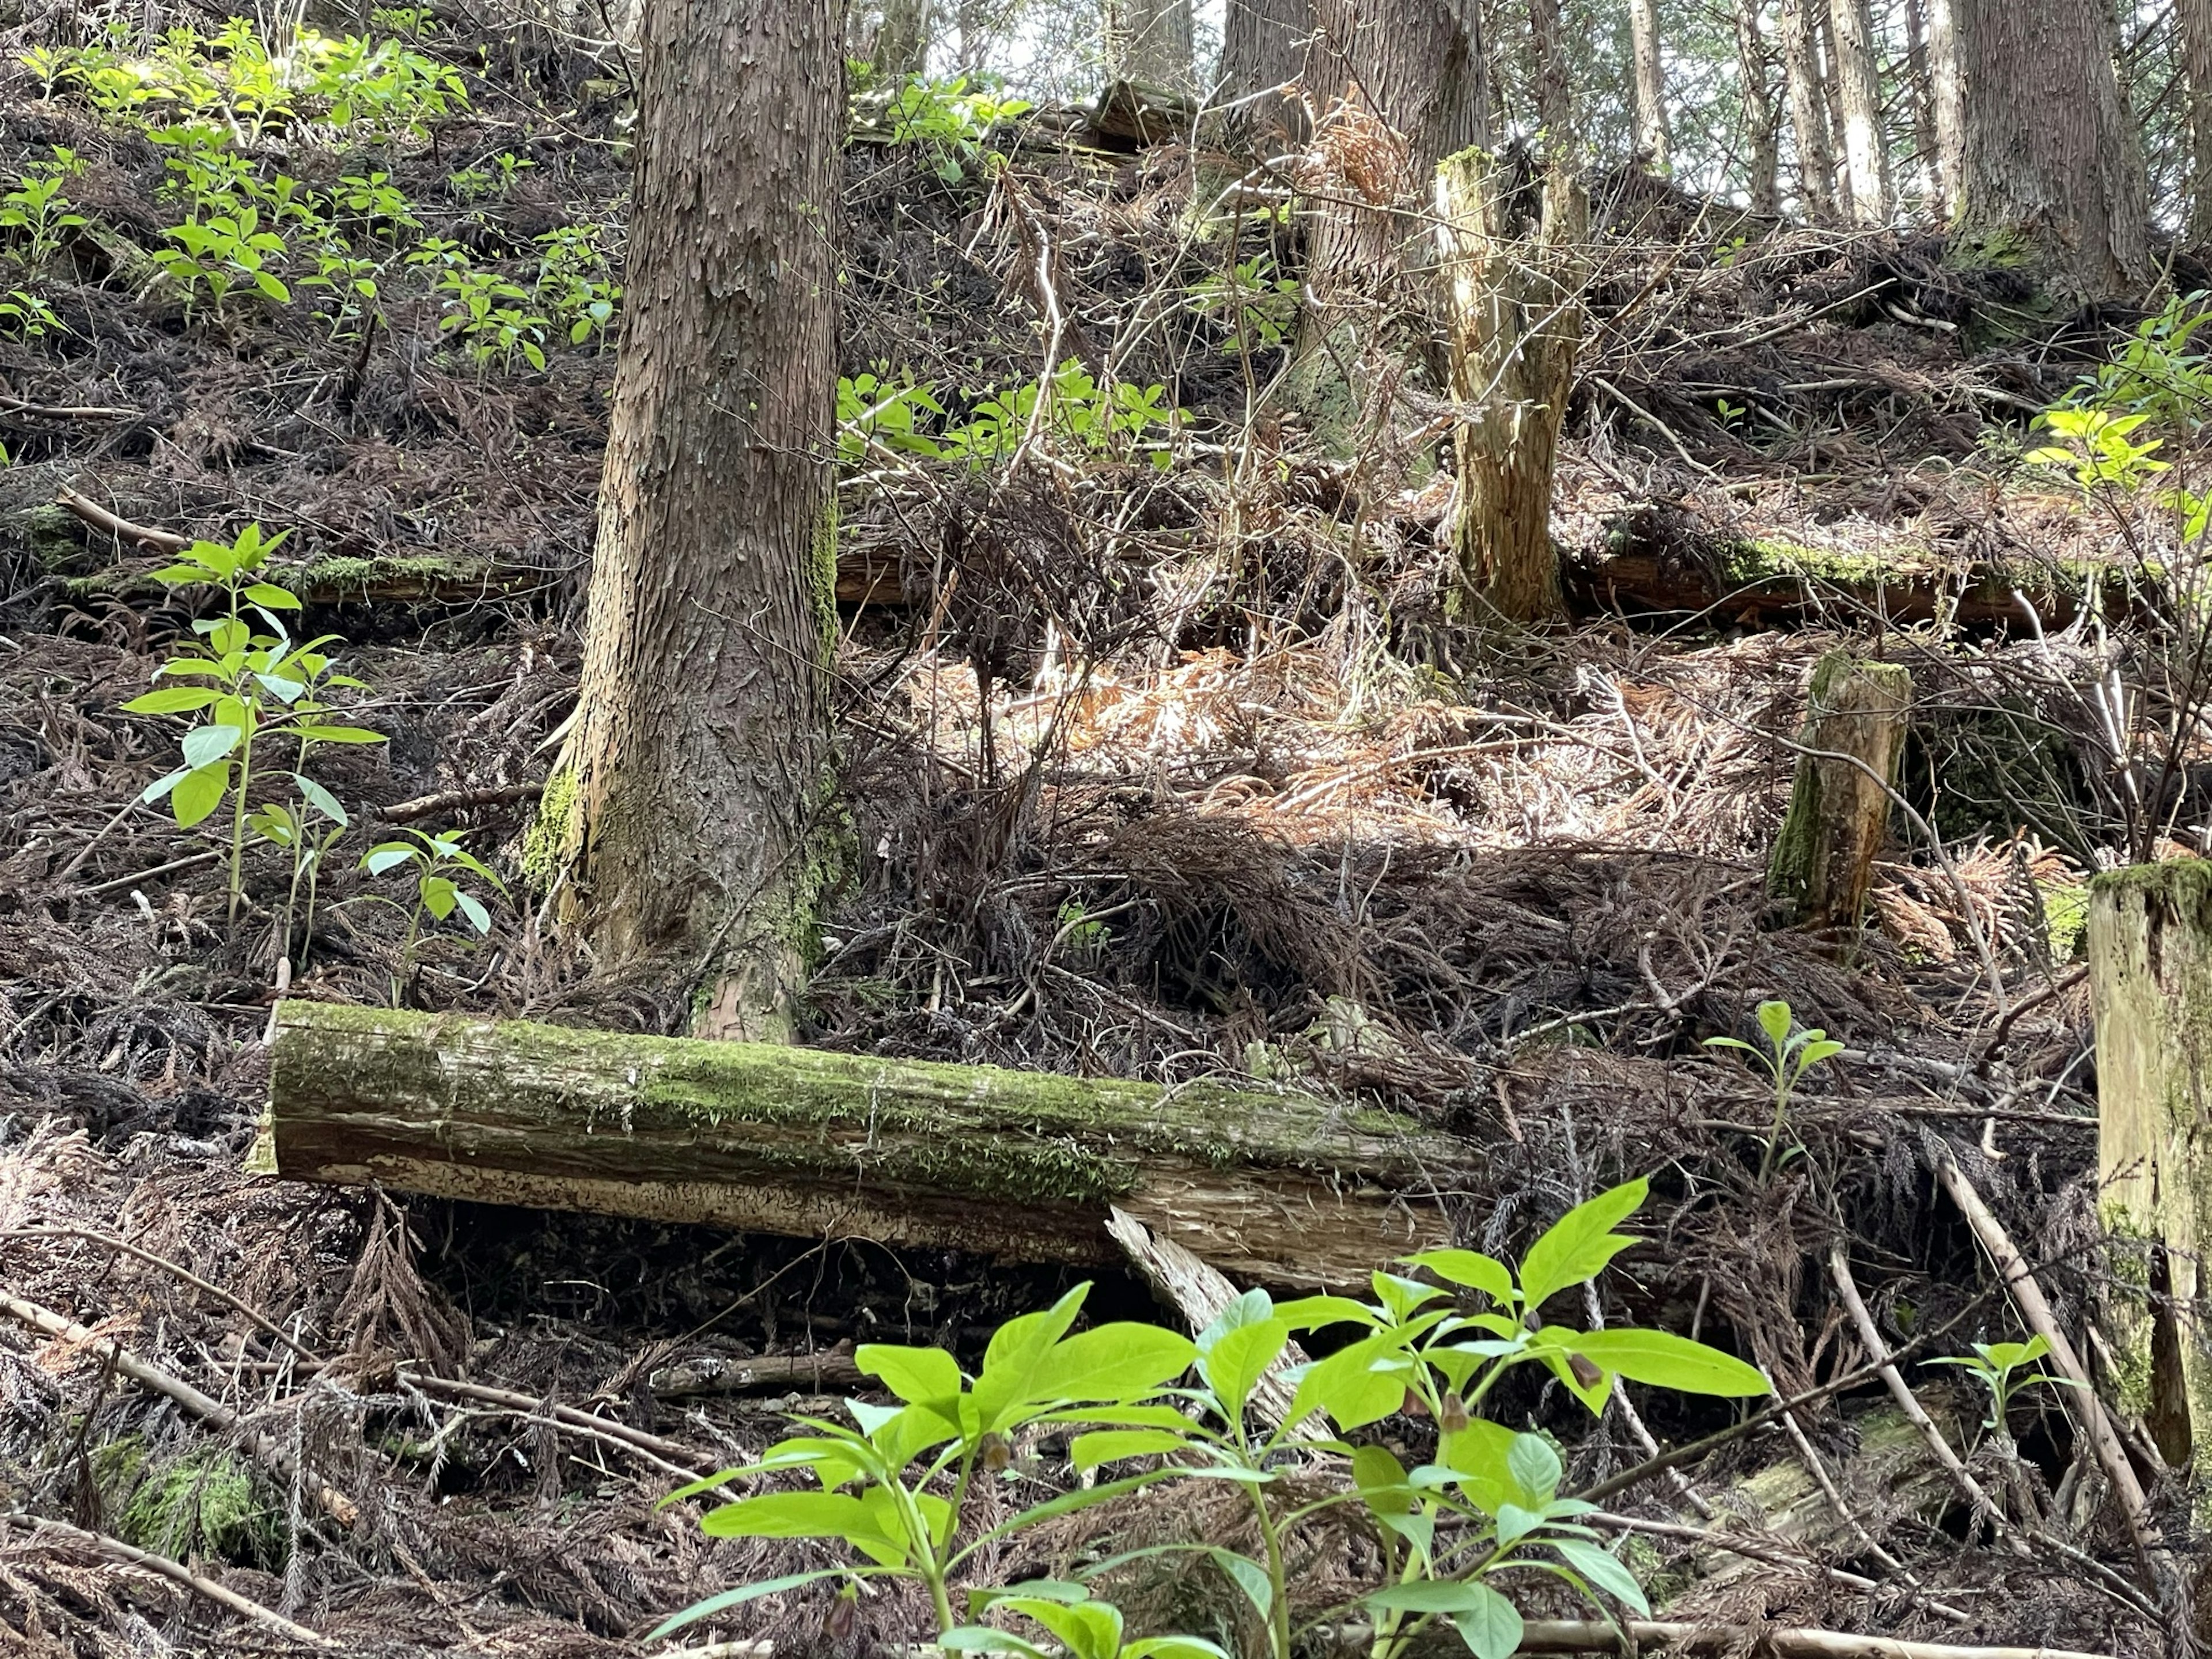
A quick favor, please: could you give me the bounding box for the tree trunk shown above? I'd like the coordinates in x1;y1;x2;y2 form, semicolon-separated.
2182;0;2212;244
1627;0;1669;171
532;0;843;1041
1766;652;1911;929
1435;147;1584;626
1219;0;1310;150
1942;0;2149;301
1108;0;1195;96
1815;2;1854;219
2090;861;2212;1472
872;0;930;78
1925;0;1964;217
251;1002;1476;1290
1828;0;1889;223
1901;0;1942;211
1779;0;1838;220
1734;0;1782;217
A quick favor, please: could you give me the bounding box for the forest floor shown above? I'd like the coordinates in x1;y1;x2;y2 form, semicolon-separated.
0;9;2198;1659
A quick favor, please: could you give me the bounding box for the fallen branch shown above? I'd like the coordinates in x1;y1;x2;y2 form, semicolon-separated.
2;1225;319;1362
376;781;545;822
397;1369;718;1475
0;393;140;419
54;486;190;553
649;1350;868;1399
0;1289;358;1527
1;1511;335;1647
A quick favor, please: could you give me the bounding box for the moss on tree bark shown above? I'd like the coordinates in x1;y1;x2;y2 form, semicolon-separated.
1766;650;1911;929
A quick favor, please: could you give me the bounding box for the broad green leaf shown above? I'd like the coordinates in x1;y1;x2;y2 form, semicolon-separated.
180;722;243;770
1516;1179;1648;1312
363;843;415;876
1506;1433;1560;1503
1402;1249;1517;1307
1495;1501;1544;1547
172;760;230;827
1197;1287;1274;1349
1366;1581;1506;1613
1756;999;1792;1047
1002;1596;1123;1659
858;1342;962;1412
420;875;459;920
1205;1547;1273;1620
122;685;220;714
972;1283;1090;1430
1069;1429;1190;1470
243;581;301;608
1448;1584;1524;1659
1016;1322;1196;1422
1126;1640;1233;1659
1550;1539;1650;1615
1287;1331;1413;1431
643;1568;862;1641
1438;1418;1521;1516
1198;1316;1289;1419
454;889;491;934
1372;1271;1447;1321
700;1490;904;1562
1273;1294;1381;1332
292;724;385;744
1563;1329;1768;1396
940;1630;1047;1659
294;773;347;825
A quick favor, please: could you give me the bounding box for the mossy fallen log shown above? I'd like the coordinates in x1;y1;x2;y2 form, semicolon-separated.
252;1001;1475;1287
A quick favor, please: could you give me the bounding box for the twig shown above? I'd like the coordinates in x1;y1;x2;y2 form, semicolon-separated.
1931;1153;2158;1581
1;1226;320;1362
376;781;545;822
1583;1509;1956;1612
55;486;190;552
1975;965;2090;1070
0;393;140;418
75;849;222;897
0;1289;358;1527
1;1511;335;1646
396;1369;718;1474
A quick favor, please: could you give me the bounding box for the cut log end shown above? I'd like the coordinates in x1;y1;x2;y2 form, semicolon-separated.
1766;650;1911;929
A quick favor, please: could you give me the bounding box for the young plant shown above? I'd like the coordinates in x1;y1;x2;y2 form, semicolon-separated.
432;263;550;374
1923;1334;2080;1522
655;1180;1771;1659
948;1585;1226;1659
533;224;620;347
838;365;946;463
124;526;385;922
0;150;86;272
0;288;64;339
1188;255;1298;356
251;777;350;971
2026;407;2172;493
1704;999;1842;1182
154;205;291;319
358;828;507;1001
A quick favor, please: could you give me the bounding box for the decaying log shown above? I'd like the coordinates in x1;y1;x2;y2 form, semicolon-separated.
2090;858;2212;1473
252;1001;1475;1287
1767;649;1911;927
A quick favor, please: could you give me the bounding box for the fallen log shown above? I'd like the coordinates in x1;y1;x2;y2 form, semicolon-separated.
252;1001;1475;1287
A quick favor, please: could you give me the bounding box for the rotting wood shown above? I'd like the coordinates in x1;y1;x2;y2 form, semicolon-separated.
55;486;188;553
2088;859;2212;1472
1767;650;1911;928
649;1350;867;1399
253;1001;1476;1288
0;1289;359;1527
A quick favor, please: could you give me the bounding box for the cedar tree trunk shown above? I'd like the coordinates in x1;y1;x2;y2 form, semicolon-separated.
874;0;930;77
2183;0;2212;244
1901;0;1942;209
1628;0;1669;171
1735;0;1782;217
536;0;843;1040
1941;0;2149;301
1828;0;1889;222
1221;0;1311;149
1779;0;1838;219
1110;0;1196;94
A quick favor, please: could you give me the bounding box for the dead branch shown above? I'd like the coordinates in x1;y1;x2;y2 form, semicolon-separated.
2;1225;320;1362
376;781;546;821
397;1369;718;1475
54;486;190;552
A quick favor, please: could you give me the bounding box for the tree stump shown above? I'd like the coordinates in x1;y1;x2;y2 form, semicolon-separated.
1434;147;1586;625
1766;650;1912;928
2089;859;2212;1468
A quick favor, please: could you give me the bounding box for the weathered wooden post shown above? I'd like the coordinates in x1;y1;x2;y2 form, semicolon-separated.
1766;650;1912;928
2089;859;2212;1468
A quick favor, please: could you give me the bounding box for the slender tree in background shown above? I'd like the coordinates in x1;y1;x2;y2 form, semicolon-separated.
1925;0;1963;211
1219;0;1310;147
873;0;931;77
1108;0;1195;93
1939;0;2147;301
2181;0;2212;243
1435;0;1586;624
1778;0;1836;219
1901;0;1942;210
1627;0;1669;171
1735;0;1782;216
1815;4;1853;218
538;0;843;1040
1828;0;1888;223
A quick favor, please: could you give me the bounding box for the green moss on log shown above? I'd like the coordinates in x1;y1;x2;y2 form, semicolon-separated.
118;1450;280;1567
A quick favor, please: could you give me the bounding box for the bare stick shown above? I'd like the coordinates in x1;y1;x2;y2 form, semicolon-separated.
1;1511;335;1646
75;850;222;899
3;1226;320;1362
0;1289;358;1527
55;486;190;552
397;1369;718;1474
376;781;545;822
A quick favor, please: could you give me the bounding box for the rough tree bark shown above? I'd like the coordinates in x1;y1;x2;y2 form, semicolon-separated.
1938;0;2149;301
1734;0;1782;217
1778;0;1838;220
1108;0;1195;96
1901;0;1942;210
2090;861;2212;1472
1924;0;1963;215
252;1002;1478;1289
1628;0;1669;171
1815;3;1854;219
872;0;931;78
2183;0;2212;244
1766;652;1911;929
1219;0;1310;149
1827;0;1889;223
530;0;843;1041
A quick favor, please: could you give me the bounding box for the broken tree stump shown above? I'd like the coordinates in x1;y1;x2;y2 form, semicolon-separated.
2089;858;2212;1471
252;1001;1476;1288
1766;650;1911;927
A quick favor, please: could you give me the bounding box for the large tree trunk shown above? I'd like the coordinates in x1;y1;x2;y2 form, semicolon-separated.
1627;0;1669;171
252;1002;1477;1290
1827;0;1889;223
1778;0;1838;221
1219;0;1310;150
1940;0;2149;301
2183;0;2212;245
533;0;843;1041
1108;0;1195;96
1734;0;1782;217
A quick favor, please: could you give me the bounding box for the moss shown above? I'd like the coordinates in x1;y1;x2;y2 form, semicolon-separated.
14;503;85;571
2041;879;2089;961
1719;537;1899;588
520;763;580;892
65;551;528;605
118;1450;281;1567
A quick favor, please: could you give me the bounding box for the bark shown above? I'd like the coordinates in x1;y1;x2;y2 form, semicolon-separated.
1901;0;1941;210
1219;0;1310;149
1435;147;1585;626
1778;0;1837;220
1108;0;1195;96
253;1001;1477;1289
2090;861;2212;1473
1734;0;1781;217
1827;0;1889;223
872;0;930;78
1815;3;1853;219
535;0;843;1040
1627;0;1669;171
1925;0;1963;216
1766;652;1911;929
2183;0;2212;244
1941;0;2149;302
